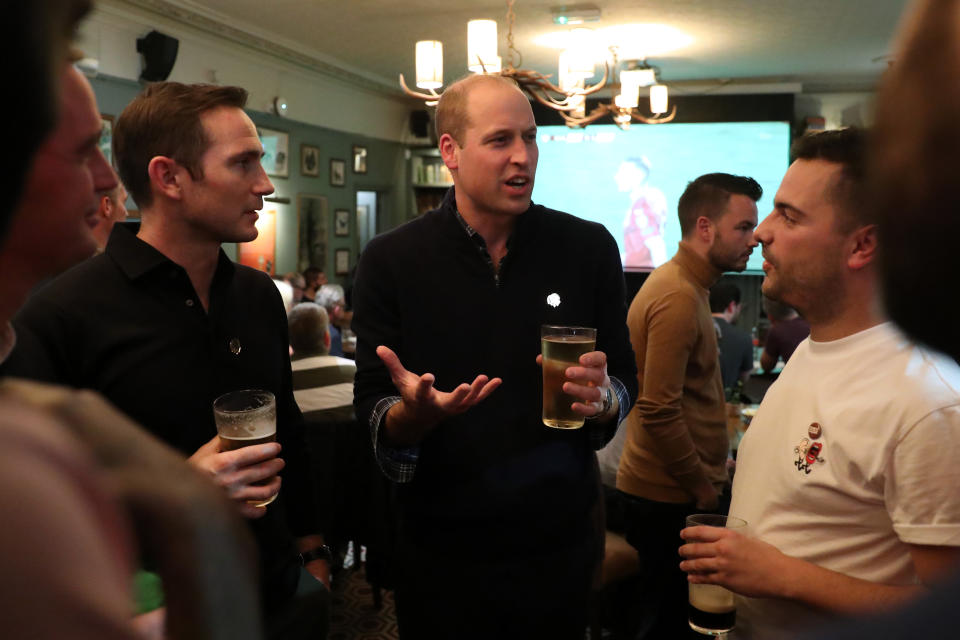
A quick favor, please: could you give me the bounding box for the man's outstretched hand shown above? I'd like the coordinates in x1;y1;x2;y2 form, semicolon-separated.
377;345;501;446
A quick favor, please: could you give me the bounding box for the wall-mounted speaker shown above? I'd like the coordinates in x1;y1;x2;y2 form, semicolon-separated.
410;109;431;138
137;31;179;82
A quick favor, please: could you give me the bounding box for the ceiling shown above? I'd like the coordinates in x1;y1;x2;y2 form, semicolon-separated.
149;0;911;96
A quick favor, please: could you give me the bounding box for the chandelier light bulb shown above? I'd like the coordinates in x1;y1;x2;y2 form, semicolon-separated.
650;83;669;114
415;40;443;89
468;19;498;73
618;69;644;108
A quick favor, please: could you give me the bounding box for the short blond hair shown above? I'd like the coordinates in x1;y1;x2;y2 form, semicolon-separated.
435;74;523;146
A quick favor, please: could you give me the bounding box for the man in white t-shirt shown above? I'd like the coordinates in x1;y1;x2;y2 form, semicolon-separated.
678;127;960;639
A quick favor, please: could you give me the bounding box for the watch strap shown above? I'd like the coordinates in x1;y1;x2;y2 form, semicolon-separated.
299;545;332;565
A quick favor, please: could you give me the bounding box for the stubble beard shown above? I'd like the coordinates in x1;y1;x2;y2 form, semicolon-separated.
763;260;845;326
707;239;749;274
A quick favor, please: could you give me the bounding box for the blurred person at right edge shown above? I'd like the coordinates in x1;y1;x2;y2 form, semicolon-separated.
617;172;761;639
679;128;960;639
800;1;960;638
0;3;261;639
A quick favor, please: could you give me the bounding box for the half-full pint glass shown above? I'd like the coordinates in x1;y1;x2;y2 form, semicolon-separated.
541;325;596;429
213;389;278;507
686;514;747;635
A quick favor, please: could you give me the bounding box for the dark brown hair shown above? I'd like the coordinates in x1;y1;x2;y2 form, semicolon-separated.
678;173;762;237
790;127;869;233
113;82;248;207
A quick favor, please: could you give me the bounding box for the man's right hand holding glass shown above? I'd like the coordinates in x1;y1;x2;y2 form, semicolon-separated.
188;435;284;519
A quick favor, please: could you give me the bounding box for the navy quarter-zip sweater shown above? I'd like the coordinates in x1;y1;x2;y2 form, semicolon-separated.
353;188;637;555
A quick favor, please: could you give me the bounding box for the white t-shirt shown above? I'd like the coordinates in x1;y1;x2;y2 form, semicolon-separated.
729;322;960;639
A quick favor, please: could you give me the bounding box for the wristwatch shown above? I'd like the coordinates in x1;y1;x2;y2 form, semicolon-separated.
600;385;613;416
299;545;332;566
588;386;613;420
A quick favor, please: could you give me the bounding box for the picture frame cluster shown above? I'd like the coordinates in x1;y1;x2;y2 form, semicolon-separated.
254;129;370;283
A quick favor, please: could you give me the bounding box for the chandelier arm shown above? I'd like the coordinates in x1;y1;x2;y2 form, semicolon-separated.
521;85;583;112
631;103;678;124
579;61;610;97
507;72;593;111
560;103;617;128
502;70;583;109
398;73;441;102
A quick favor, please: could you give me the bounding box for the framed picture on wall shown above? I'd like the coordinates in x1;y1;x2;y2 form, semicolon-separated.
300;144;320;177
99;114;114;167
257;127;289;177
296;194;328;273
334;209;350;237
335;248;350;275
330;159;346;186
352;145;367;174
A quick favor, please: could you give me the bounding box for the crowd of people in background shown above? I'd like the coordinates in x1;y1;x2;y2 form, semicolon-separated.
4;1;960;639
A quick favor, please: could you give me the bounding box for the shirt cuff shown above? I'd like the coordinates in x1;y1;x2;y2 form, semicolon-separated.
586;376;629;449
369;395;419;483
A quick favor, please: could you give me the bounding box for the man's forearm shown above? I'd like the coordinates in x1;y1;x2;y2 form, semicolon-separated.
383;400;433;447
778;555;924;614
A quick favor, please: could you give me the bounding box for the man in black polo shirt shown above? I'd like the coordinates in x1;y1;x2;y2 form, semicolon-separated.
352;74;638;639
6;82;329;639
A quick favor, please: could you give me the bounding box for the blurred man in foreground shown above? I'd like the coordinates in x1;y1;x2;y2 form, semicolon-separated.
0;29;261;639
7;81;328;639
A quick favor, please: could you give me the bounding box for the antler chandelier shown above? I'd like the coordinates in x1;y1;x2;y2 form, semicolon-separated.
399;0;677;129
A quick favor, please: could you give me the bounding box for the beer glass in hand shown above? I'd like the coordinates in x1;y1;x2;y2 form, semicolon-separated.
541;325;596;429
213;389;278;507
686;513;747;636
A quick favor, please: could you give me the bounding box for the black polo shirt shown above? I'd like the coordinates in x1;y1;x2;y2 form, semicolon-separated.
5;225;318;611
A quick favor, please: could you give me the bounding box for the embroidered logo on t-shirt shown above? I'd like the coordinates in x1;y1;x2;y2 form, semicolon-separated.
793;425;826;475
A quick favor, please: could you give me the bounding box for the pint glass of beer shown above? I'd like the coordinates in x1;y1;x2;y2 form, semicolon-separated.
213;389;278;507
686;514;747;635
541;325;596;429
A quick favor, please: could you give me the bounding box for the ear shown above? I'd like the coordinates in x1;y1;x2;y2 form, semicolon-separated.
439;133;459;171
147;156;186;202
695;215;715;244
99;195;113;220
323;330;331;350
847;224;877;271
726;301;737;316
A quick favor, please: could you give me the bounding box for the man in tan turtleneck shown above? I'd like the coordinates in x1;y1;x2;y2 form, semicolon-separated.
617;172;761;639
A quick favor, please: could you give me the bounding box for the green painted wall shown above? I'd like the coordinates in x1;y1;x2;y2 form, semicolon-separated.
90;74;408;286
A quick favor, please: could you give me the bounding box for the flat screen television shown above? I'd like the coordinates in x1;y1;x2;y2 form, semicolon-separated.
531;121;791;273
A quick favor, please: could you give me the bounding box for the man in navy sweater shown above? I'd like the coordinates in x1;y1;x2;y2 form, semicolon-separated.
352;74;638;639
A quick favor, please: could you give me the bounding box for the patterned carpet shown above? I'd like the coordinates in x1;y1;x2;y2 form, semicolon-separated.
329;547;399;640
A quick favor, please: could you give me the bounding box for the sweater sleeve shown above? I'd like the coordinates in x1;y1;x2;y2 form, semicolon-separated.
352;235;421;481
634;289;712;491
